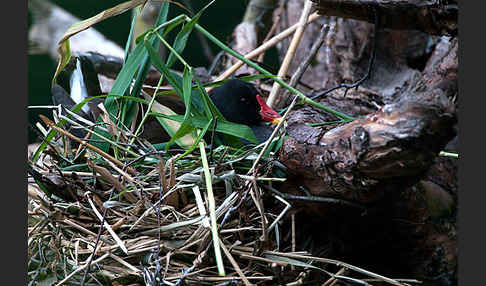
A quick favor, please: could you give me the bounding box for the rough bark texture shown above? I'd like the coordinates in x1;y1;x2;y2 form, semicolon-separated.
270;0;458;284
310;0;458;36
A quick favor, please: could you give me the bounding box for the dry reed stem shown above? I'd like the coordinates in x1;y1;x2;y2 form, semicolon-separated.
280;20;330;107
209;12;321;91
257;0;287;63
108;253;141;275
63;218;99;238
218;237;253;286
87;159;138;203
97;103;128;143
322;267;347;286
266;0;314;108
86;193;129;254
54;252;110;286
264;251;407;286
39;114;136;176
250;179;268;242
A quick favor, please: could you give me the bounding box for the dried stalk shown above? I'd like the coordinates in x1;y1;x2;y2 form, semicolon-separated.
266;0;314;108
211;12;321;89
39;115;136;176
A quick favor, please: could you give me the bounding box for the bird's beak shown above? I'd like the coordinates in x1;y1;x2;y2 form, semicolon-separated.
256;95;283;125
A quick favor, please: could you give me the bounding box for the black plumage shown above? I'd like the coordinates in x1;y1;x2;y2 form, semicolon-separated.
52;55;281;145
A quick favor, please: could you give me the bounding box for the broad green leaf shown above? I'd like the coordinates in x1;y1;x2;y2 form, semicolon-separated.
141;92;194;148
145;42;183;96
174;118;213;162
166;66;195;148
152;113;258;144
52;0;148;84
125;2;170;126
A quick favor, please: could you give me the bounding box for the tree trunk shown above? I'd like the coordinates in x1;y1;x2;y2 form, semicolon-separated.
263;0;457;284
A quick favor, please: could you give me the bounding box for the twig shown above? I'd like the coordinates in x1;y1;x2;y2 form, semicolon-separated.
256;0;287;63
266;186;367;212
322;267;347;286
310;7;380;101
218;237;252;286
211;12;321;87
267;194;291;234
280;22;330;106
108;253;141;275
266;0;314;108
85;193;129;254
291;213;295;270
250;173;268;242
54;252;110;286
39;115;136;176
265;251;408;286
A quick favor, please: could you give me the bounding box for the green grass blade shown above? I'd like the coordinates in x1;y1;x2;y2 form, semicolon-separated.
174;118;213;162
144;41;197;148
198;141;225;276
106;42;146;111
124;6;138;58
165;0;215;68
166;66;195;148
146;41;183;96
151;113;258;144
193;21;354;121
123;3;170;125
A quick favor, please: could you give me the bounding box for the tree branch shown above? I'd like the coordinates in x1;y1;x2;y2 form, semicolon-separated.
310;0;457;36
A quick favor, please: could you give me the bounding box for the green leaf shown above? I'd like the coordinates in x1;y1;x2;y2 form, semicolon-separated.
166;0;215;68
146;42;183;96
106;42;146;111
166;66;195;148
152;113;258;144
124;6;138;57
124;2;170;125
52;0;148;84
175;118;213;162
145;39;199;148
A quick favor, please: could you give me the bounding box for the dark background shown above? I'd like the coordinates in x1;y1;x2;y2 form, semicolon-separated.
27;0;252;143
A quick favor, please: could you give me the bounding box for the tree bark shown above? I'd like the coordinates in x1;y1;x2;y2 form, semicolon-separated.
270;0;457;283
310;0;458;36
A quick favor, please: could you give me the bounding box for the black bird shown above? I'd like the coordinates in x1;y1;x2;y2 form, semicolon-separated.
209;79;282;143
52;54;282;145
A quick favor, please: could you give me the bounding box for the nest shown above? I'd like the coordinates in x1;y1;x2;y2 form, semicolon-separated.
27;107;418;285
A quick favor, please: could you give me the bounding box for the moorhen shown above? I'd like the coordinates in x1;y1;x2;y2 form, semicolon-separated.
52;55;282;145
209;79;282;143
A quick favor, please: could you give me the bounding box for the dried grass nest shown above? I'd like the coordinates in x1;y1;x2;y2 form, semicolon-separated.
27;113;416;286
